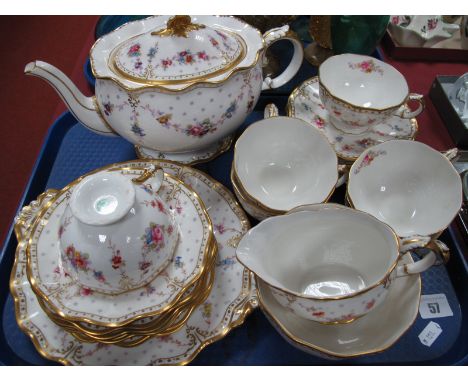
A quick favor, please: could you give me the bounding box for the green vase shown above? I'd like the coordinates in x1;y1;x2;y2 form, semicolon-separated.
330;16;390;55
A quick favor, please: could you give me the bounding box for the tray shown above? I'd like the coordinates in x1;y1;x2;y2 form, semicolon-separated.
0;108;467;365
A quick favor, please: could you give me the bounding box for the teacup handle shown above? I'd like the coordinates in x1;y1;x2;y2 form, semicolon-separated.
442;147;459;162
132;164;164;193
394;93;425;119
264;103;279;119
261;25;304;90
336;164;350;188
395;236;449;278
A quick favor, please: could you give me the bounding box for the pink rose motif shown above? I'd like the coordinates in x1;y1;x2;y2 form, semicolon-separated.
215;223;226;234
161;59;172;68
359;61;371;72
312;311;325;317
366;299;375;310
187;125;204;136
151;226;164;245
128;44;141;57
80;287;93;296
314;116;325;128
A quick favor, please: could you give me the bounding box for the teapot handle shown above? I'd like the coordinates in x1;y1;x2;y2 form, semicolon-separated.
262;25;304;90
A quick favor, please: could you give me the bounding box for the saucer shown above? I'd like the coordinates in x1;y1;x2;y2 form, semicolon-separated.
287;77;418;162
256;253;421;359
11;160;257;365
135;135;234;165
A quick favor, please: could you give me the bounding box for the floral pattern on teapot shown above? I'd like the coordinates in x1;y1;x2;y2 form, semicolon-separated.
96;64;262;149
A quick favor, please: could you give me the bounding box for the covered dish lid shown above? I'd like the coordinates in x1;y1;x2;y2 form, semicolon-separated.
90;15;263;91
110;16;246;84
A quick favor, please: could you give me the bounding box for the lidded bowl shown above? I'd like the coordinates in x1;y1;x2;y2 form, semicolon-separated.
59;166;179;294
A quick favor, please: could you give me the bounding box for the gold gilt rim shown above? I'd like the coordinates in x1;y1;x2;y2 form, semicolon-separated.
256;269;422;359
346;140;463;237
25;166;216;328
10;159;256;365
109;28;247;86
37;242;218;346
89;15;265;92
37;240;217;342
236;202;403;301
286;76;419;163
134;135;234;166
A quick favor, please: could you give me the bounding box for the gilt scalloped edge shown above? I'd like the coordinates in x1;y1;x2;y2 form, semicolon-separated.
14;189;60;244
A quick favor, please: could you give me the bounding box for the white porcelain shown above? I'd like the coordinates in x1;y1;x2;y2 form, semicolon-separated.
388;15;460;48
256;252;421;359
135;135;233;165
12;160;256;365
27;166;213;327
59;167;178;295
318;54;424;135
25;16;303;160
347;140;463;239
237;203;440;324
233;104;338;212
287;76;418;162
231;171;275;221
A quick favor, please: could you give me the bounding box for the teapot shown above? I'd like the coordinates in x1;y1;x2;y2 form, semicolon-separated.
25;15;303;161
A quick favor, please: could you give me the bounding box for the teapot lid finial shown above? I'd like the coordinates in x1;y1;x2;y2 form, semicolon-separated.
151;15;206;38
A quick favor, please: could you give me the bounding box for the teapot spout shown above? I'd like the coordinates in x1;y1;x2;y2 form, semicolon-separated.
24;61;116;136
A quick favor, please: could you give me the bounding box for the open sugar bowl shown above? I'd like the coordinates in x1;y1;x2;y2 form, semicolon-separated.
232;104;340;220
236;203;445;324
59;165;179;295
347;140;462;251
318;53;424;135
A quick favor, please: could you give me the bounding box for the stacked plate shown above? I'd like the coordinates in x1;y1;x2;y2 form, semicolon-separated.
20;163;218;347
11;160;256;365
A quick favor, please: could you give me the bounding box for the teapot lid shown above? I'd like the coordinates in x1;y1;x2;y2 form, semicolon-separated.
109;15;246;85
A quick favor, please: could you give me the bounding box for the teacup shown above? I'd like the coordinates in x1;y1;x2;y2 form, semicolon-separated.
236;203;442;324
347;140;462;243
233;104;339;216
59;166;179;295
318;53;424;135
